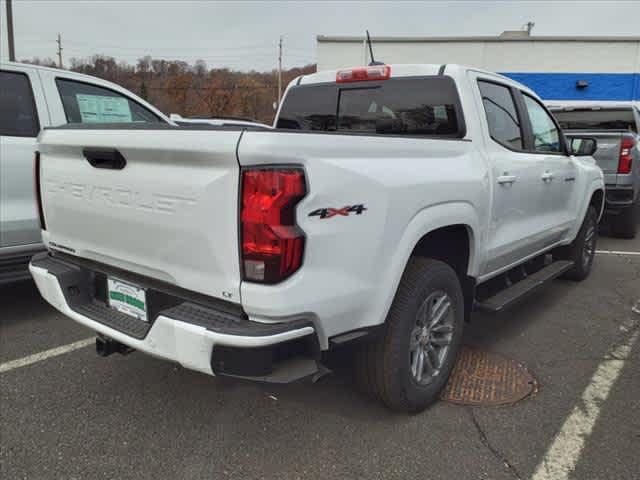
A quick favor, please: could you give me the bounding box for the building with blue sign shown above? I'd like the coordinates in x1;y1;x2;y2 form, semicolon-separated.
317;34;640;105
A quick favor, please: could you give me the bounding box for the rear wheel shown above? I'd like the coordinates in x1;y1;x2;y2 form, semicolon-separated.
612;202;638;239
355;258;464;413
555;206;598;281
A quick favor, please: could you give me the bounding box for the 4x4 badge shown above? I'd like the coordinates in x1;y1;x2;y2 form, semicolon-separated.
308;204;367;219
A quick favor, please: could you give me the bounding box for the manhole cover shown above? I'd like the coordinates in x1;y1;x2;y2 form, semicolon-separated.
440;346;537;406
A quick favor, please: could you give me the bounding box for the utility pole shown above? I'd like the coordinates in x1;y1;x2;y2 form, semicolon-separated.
277;36;283;107
6;0;16;61
56;33;63;68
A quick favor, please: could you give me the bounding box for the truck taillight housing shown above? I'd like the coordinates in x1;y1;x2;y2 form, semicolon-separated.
34;151;46;231
240;167;306;284
618;136;636;174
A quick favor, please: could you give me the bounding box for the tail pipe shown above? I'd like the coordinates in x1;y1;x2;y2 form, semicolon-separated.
96;336;134;357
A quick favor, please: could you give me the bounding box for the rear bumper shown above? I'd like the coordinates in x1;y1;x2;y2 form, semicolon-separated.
29;252;318;379
604;185;637;216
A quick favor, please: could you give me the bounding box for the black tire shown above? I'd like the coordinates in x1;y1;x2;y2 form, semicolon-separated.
612;202;638;239
354;258;464;413
555;206;598;281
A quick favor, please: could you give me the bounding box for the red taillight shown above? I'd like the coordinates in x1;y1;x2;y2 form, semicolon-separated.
336;65;391;83
618;136;636;174
34;151;46;231
241;167;306;284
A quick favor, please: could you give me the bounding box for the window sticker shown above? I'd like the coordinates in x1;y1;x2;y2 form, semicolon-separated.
76;94;133;123
434;105;447;120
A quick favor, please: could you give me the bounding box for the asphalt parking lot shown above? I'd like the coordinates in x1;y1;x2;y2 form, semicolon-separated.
1;234;638;480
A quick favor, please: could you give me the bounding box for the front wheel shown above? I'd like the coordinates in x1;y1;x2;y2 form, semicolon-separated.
555;206;598;281
355;258;464;413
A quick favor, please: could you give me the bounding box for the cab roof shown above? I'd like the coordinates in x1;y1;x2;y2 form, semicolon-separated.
296;63;534;95
299;64;514;83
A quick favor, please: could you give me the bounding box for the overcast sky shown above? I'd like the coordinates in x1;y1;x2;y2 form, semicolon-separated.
1;0;639;71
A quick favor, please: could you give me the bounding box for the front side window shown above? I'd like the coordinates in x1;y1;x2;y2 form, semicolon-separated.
277;77;464;138
523;94;561;153
56;79;162;124
478;80;523;150
0;71;40;137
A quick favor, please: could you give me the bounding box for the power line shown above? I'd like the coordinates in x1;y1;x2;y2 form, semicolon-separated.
57;38;313;55
59;48;313;63
62;40;267;52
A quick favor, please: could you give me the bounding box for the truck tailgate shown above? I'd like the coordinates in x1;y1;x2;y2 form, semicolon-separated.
37;128;243;302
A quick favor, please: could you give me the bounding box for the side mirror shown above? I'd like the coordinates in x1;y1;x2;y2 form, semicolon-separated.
569;137;598;156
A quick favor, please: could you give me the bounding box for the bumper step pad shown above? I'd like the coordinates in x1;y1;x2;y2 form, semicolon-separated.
75;301;151;339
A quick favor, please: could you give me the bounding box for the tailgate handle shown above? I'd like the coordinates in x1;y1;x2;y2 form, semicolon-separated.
83;148;127;170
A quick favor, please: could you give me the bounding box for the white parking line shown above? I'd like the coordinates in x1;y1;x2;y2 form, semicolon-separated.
595;250;640;256
531;318;640;480
0;338;94;374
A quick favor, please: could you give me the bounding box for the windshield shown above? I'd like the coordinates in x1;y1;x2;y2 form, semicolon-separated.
552;108;637;132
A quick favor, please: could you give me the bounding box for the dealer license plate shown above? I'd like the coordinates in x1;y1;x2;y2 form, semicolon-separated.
107;278;148;322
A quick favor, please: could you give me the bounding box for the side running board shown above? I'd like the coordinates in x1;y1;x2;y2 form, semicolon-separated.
475;260;574;313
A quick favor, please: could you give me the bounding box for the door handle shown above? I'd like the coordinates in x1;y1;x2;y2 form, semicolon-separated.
541;171;554;182
497;174;517;185
83;148;127;170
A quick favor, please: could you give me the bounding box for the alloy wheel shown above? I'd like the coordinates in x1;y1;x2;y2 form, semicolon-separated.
409;290;455;385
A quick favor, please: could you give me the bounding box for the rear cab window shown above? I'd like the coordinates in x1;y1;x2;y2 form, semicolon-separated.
0;70;40;137
552;108;637;133
56;79;163;124
276;76;465;138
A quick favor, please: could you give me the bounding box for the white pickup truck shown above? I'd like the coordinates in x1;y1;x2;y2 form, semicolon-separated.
30;64;604;412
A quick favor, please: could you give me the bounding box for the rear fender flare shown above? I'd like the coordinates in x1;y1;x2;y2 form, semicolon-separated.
370;201;481;327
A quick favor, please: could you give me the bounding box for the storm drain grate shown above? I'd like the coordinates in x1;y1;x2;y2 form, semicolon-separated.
440;346;537;406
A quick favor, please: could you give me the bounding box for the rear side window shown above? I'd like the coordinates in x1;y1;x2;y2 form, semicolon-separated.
552;108;637;133
277;77;464;138
478;81;523;150
0;71;40;137
56;79;162;124
277;84;337;131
